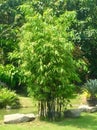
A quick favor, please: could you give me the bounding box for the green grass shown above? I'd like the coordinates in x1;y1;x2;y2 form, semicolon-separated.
0;95;96;130
1;113;97;130
71;94;86;107
19;96;38;109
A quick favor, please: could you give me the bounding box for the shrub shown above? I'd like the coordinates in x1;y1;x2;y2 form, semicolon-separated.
84;79;97;99
0;87;21;109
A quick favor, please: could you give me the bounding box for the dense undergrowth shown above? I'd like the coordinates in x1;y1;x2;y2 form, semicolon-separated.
0;87;20;109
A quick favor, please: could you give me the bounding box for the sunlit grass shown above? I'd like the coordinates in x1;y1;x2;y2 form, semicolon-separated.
1;95;96;130
1;113;97;130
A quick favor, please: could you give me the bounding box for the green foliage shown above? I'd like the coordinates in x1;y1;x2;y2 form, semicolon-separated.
69;0;97;79
0;64;14;88
32;0;66;16
0;64;26;92
1;0;97;119
84;79;97;98
0;0;29;94
0;0;25;65
0;87;20;108
19;2;82;119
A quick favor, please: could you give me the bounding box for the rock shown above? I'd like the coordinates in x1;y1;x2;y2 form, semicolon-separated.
4;113;35;124
78;105;97;113
89;107;97;113
6;105;12;109
25;114;36;121
0;80;7;87
78;105;89;112
64;109;81;118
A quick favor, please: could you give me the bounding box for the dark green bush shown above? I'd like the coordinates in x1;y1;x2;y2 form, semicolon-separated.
0;87;21;109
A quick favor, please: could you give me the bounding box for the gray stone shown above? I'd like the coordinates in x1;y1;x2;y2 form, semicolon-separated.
0;81;7;87
89;107;97;113
25;114;36;121
4;113;35;124
78;105;89;112
78;105;97;113
6;105;12;109
64;109;81;118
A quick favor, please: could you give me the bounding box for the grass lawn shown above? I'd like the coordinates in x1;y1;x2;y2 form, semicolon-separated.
1;113;97;130
0;95;97;130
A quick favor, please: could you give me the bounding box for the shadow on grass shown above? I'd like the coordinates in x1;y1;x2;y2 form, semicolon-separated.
43;113;97;130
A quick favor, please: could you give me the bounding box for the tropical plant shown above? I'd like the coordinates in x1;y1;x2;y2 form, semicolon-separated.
84;79;97;106
0;0;27;93
0;64;27;92
19;1;84;120
0;87;20;108
84;79;97;98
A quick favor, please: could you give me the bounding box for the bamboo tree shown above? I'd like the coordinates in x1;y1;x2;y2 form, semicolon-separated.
19;2;80;120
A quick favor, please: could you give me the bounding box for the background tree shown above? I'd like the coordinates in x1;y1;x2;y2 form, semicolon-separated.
0;0;27;92
66;0;97;79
